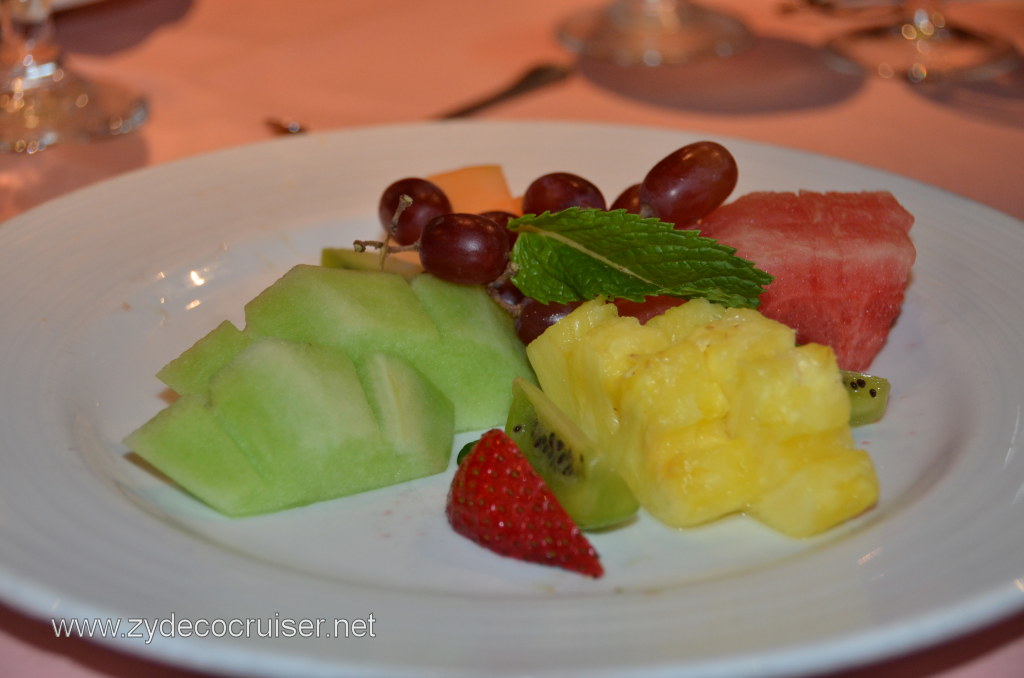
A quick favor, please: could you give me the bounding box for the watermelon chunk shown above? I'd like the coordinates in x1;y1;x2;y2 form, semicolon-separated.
697;191;915;371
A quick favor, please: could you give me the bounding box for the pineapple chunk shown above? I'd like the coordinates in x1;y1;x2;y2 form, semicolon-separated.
525;298;878;537
565;316;670;459
526;300;621;427
748;432;878;536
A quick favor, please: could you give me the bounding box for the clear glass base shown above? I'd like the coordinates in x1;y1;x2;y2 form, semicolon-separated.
1;67;148;153
825;22;1020;82
558;1;753;66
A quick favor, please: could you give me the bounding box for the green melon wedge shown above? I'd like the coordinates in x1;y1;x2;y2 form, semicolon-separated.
123;393;284;516
242;264;532;431
321;248;423;280
356;351;454;478
407;273;535;430
156;320;254;396
243;264;440;367
125;263;536;516
208;337;389;506
125;338;455;516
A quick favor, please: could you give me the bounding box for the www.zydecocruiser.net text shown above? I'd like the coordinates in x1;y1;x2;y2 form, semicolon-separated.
51;613;376;644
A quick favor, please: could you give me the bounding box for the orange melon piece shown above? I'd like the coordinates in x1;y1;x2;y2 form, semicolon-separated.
426;165;519;215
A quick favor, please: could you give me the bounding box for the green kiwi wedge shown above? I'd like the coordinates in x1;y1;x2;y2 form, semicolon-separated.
504;377;638;530
841;370;890;426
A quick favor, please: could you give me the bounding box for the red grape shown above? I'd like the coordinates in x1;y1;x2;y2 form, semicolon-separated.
521;172;606;214
639;141;737;228
379;178;451;246
515;299;582;344
610;183;642;214
479;209;519;248
491;277;525;308
419;213;510;285
613;296;687;324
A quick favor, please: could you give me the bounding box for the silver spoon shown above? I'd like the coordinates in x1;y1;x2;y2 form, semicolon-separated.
266;62;573;135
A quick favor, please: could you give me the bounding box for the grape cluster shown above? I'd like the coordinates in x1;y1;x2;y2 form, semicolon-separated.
373;141;739;344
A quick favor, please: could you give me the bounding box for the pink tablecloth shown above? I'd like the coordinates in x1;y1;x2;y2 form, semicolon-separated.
2;0;1023;676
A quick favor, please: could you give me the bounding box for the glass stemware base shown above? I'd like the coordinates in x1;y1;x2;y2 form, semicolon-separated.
825;20;1020;82
1;65;148;153
558;1;753;66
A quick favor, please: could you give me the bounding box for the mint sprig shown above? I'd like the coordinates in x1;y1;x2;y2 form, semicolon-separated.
508;208;772;308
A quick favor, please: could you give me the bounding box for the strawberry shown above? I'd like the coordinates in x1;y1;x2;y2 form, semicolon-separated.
446;429;604;578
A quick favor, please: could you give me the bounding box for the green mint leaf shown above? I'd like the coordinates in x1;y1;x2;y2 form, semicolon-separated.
508;208;773;308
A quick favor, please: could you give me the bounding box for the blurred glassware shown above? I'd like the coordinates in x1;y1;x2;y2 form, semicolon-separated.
824;0;1020;82
777;0;902;24
1;0;147;154
557;0;753;66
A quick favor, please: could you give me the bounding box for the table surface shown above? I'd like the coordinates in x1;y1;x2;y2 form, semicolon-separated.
2;0;1023;676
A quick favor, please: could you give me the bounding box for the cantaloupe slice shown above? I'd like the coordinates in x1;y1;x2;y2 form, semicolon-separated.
426;164;519;215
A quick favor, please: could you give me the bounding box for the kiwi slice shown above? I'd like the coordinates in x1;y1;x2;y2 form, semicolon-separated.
505;378;638;530
841;370;890;426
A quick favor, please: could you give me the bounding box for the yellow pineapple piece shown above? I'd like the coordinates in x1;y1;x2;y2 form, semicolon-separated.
526;300;619;423
645;294;728;341
617;339;728;432
615;337;738;525
748;432;878;537
564;314;670;457
525;298;879;537
726;341;850;442
620;418;752;527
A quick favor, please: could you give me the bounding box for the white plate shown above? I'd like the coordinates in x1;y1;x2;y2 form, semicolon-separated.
1;121;1023;678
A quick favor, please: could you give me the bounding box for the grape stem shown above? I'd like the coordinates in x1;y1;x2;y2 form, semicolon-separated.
490;262;517;288
352;239;417;253
391;194;413;235
354;193;416;257
486;263;524;317
487;286;524;317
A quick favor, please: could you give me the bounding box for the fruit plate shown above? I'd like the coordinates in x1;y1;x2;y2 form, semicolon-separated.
1;120;1023;678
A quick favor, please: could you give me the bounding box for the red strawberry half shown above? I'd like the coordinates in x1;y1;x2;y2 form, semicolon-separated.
446;429;603;578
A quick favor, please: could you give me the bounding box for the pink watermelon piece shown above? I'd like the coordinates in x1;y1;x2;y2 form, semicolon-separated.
696;191;915;371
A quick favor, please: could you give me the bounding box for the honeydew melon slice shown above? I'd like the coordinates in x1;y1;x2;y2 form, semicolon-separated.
407;273;535;430
156;320;254;396
208;337;390;505
243;264;441;366
242;264;532;431
125;262;534;516
126;337;455;516
357;351;454;478
320;248;423;279
123;393;283;516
